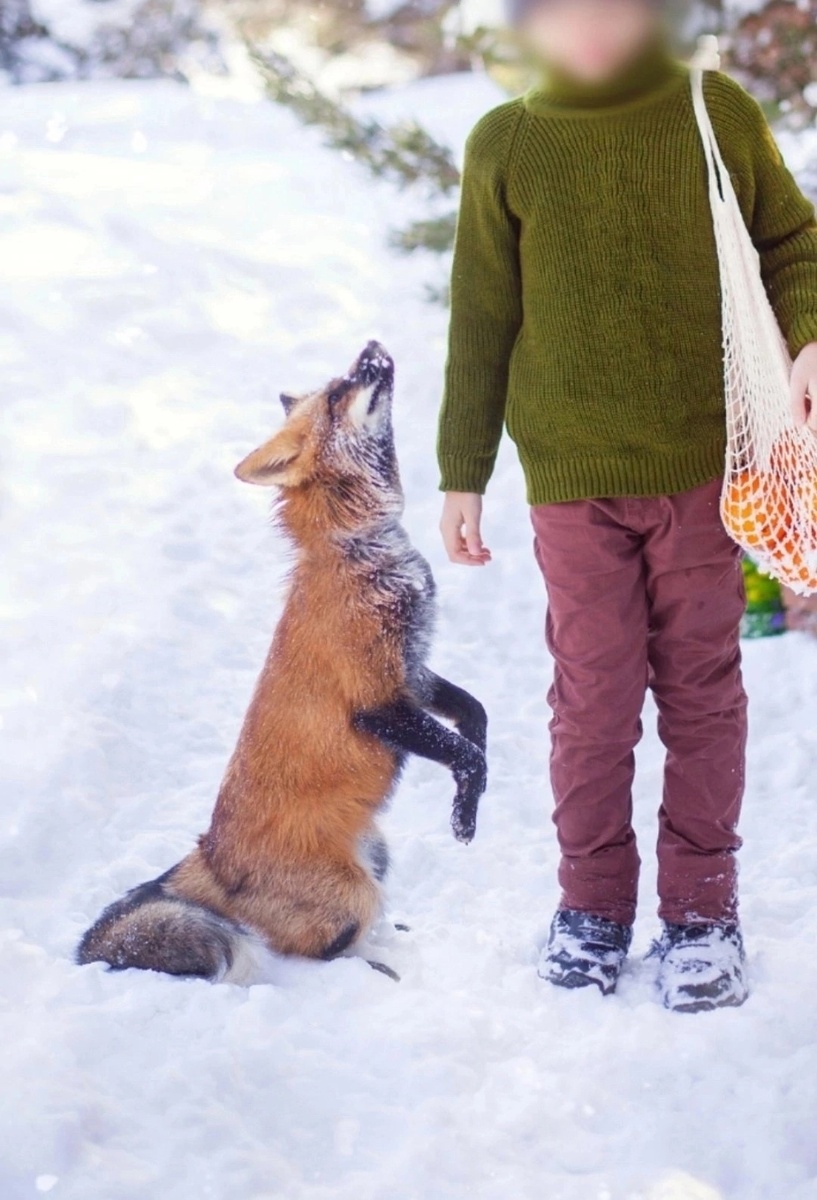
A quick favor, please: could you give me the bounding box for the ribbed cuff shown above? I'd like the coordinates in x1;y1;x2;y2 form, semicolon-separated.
787;314;817;358
438;454;494;495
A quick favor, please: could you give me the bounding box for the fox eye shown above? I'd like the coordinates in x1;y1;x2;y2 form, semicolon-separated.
327;387;345;407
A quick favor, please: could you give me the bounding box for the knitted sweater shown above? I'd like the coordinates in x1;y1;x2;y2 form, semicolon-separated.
437;44;817;504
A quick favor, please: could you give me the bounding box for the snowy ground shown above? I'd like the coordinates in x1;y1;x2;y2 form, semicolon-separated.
2;72;817;1200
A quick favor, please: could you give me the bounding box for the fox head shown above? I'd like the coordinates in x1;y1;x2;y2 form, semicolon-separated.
234;341;402;534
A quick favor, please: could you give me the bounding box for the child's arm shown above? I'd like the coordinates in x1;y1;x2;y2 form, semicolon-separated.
750;117;817;433
740;97;817;361
714;77;817;433
437;105;524;549
790;344;817;435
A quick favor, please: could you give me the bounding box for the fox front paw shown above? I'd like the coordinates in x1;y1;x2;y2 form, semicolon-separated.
451;749;487;843
451;802;477;844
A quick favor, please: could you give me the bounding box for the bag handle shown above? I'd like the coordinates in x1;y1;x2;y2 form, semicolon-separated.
689;35;732;207
690;33;721;71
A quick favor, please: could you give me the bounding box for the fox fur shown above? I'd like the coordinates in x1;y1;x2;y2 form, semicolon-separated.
77;342;487;983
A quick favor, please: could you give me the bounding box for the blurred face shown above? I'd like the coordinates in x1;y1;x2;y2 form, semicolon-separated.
521;0;660;83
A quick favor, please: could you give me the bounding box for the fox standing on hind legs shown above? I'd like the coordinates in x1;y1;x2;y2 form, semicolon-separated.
78;341;488;982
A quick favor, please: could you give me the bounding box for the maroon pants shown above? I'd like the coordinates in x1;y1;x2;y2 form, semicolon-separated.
531;478;747;927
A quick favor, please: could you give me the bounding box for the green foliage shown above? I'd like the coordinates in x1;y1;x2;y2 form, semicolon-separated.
246;42;460;196
246;41;461;264
389;213;458;255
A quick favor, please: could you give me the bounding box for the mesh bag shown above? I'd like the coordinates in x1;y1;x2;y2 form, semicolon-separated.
691;42;817;596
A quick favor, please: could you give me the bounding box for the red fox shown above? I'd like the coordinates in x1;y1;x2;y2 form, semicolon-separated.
77;342;487;982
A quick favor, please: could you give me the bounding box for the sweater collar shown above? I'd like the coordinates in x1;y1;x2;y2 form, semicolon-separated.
524;39;686;117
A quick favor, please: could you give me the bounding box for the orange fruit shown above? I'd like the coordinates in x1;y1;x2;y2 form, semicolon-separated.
750;434;817;583
722;471;789;551
785;548;817;593
803;473;817;539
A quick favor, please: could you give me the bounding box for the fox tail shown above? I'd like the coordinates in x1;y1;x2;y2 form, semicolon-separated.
76;870;266;985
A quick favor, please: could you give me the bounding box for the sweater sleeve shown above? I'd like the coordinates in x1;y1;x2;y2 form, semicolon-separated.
437;103;524;494
708;74;817;357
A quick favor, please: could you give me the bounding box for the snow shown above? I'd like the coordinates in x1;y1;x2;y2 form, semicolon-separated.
3;0;216;85
364;0;408;23
444;0;507;37
724;0;770;16
30;0;145;48
777;127;817;198
2;70;817;1200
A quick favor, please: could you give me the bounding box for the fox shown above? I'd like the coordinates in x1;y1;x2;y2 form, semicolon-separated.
77;341;488;983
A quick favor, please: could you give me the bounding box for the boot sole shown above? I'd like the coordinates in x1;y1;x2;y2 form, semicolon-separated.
664;989;749;1014
541;966;617;996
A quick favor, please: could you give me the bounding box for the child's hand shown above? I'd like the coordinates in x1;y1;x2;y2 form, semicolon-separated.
440;493;492;567
790;342;817;436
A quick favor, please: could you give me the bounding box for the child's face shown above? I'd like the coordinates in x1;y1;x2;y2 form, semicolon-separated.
521;0;660;83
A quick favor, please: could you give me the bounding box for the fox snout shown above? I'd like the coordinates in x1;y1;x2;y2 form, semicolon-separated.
352;340;394;388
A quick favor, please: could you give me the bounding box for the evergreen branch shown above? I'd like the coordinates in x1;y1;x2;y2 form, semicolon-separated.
389;211;457;254
245;41;461;196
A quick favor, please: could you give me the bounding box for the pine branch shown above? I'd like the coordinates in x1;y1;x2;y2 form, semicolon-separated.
389;211;457;254
246;41;461;196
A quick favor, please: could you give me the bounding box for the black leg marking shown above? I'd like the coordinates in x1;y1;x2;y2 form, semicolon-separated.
424;672;487;753
353;700;487;843
320;922;360;960
368;960;400;982
363;835;389;882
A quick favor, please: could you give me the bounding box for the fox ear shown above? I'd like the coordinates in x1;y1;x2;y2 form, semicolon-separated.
280;393;298;416
234;428;305;487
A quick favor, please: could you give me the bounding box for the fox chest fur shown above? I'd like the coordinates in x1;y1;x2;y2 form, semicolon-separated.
339;520;437;696
202;523;438;885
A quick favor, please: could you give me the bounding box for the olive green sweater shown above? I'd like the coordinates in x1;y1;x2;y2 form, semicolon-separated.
437;44;817;504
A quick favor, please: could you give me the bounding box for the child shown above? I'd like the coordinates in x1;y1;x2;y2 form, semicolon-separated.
437;0;817;1011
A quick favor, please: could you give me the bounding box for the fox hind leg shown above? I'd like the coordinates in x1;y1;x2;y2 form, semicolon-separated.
320;921;361;959
319;922;399;982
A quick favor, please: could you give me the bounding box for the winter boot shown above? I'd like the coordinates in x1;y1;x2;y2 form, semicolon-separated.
652;922;748;1013
539;909;633;996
